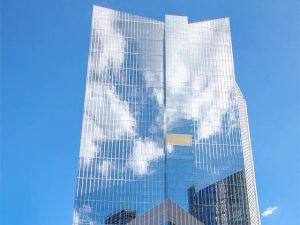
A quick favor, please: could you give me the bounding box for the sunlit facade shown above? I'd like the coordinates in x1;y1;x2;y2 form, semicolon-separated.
73;5;260;225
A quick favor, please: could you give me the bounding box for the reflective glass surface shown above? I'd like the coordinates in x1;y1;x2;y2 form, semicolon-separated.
73;5;260;225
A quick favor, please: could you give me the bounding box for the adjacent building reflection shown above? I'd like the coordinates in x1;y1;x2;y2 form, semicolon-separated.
105;209;136;225
188;170;250;225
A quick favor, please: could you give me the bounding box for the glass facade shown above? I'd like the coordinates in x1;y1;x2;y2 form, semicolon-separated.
73;5;260;225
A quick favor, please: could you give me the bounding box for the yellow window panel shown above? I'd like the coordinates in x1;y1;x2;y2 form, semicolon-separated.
166;133;192;146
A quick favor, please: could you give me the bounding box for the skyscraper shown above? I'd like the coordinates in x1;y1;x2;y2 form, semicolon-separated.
73;5;260;225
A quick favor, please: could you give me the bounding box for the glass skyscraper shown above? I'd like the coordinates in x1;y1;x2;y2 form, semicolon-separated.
73;5;260;225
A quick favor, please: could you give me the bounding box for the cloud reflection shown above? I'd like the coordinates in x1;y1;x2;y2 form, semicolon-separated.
167;20;237;140
128;139;164;176
81;8;238;179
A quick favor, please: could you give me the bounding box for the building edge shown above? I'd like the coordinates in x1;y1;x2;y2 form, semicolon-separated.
236;84;261;225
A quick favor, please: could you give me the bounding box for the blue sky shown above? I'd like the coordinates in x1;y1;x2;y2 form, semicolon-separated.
1;0;300;225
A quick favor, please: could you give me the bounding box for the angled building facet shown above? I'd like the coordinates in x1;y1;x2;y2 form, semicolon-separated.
73;5;260;225
127;199;204;225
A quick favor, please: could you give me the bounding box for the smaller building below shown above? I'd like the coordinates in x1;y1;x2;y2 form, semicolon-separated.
105;209;136;225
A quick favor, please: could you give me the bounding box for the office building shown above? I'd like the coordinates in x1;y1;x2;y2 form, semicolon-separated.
72;5;260;225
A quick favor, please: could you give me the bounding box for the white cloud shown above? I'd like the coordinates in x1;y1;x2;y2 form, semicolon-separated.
80;83;136;165
80;11;238;179
128;140;164;176
143;70;164;106
91;8;125;75
80;7;167;177
73;205;97;225
85;83;136;140
261;206;278;217
79;8;138;166
189;21;236;141
165;48;191;126
98;160;116;177
163;20;237;140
